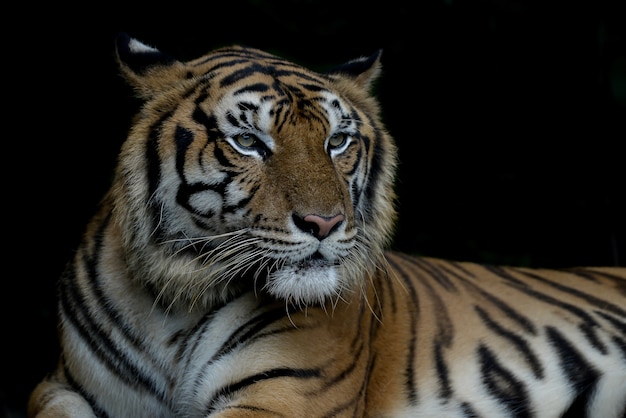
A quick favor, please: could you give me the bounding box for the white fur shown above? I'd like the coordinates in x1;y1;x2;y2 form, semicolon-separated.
265;264;340;305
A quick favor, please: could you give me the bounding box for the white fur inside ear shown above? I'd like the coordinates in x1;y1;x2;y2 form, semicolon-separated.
265;265;339;305
128;38;159;54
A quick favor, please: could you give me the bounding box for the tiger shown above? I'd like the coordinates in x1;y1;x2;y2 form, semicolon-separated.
28;32;626;418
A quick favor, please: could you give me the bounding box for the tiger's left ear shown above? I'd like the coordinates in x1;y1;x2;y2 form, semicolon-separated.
325;50;383;91
115;32;184;100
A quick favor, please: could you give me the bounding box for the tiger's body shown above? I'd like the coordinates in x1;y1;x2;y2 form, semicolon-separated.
28;34;626;418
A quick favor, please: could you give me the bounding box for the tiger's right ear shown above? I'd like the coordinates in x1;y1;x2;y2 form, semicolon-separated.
115;32;183;100
325;50;383;92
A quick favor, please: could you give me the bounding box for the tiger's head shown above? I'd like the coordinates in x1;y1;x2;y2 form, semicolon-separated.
111;33;397;311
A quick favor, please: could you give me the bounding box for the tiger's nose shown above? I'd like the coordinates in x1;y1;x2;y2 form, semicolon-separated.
293;213;345;240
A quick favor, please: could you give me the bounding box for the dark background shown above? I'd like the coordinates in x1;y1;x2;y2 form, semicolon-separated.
4;1;625;416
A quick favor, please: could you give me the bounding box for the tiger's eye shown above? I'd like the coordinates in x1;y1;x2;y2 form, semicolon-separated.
328;132;348;148
235;133;257;148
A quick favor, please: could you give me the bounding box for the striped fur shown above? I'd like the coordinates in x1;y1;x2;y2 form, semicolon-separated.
28;34;626;417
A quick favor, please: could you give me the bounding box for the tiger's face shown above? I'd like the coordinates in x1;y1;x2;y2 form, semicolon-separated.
112;35;397;310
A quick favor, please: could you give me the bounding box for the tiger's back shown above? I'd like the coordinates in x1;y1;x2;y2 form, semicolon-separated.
380;253;626;417
28;33;626;418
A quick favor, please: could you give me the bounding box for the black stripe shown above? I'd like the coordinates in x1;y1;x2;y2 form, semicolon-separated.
434;343;452;399
441;263;537;335
397;256;454;346
390;254;457;403
146;113;172;206
301;83;330;93
81;227;175;385
192;104;219;135
177;301;236;374
193;49;303;74
478;344;532;418
474;286;537;336
546;326;600;416
185;78;213;100
174;125;194;174
610;335;626;361
193;49;276;67
212;307;291;359
213;142;237;168
237;101;260;115
411;256;458;292
374;258;396;316
234;82;271;95
146;124;162;204
361;114;382;225
274;68;326;84
351;177;362;210
197;57;255;75
274;96;291;134
186;306;299;397
484;265;530;288
63;358;110;418
460;401;481;418
492;267;609;354
521;270;626;318
571;268;626;288
226;110;241;128
475;306;544;378
321;390;362;418
203;367;321;415
63;215;172;402
223;404;281;415
271;101;288;129
595;311;626;336
344;144;363;177
385;255;420;405
172;125;237;222
220;62;272;87
324;342;363;388
184;305;291;378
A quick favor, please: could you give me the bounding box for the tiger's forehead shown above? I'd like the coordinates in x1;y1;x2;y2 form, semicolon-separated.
188;46;355;137
190;45;316;68
213;87;349;138
189;45;330;89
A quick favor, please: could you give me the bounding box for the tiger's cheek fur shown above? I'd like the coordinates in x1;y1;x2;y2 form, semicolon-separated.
159;117;256;234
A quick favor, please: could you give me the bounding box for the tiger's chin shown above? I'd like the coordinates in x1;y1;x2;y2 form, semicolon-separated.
264;262;342;307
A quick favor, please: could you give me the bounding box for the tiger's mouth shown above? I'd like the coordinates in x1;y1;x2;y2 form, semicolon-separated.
263;251;343;305
294;251;340;269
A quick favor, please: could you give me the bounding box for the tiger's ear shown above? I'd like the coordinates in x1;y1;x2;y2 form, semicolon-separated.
325;50;383;91
115;32;183;99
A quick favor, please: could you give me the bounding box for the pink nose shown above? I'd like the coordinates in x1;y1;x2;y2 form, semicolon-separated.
299;214;345;240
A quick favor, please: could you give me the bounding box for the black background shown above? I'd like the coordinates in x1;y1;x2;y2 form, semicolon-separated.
4;1;625;416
